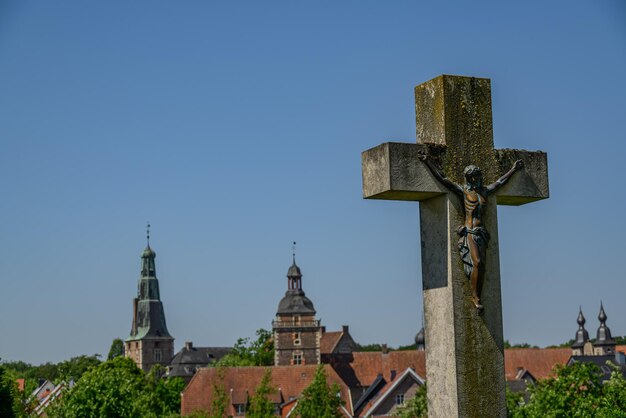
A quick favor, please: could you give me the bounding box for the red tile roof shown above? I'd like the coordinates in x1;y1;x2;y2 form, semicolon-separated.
321;332;343;354
342;351;427;386
181;365;353;416
332;348;571;388
504;348;571;380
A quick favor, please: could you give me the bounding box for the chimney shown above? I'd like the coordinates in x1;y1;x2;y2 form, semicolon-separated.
382;344;389;354
390;370;397;381
321;326;326;333
185;341;193;350
342;325;349;333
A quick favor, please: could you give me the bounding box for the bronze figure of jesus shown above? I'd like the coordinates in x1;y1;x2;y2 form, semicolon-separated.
419;154;524;310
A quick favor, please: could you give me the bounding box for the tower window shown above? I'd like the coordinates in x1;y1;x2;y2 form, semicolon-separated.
293;314;301;325
293;332;301;346
154;349;162;362
293;353;302;365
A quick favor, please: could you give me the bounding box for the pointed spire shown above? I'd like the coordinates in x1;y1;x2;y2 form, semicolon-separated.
598;301;607;322
287;241;302;290
571;306;589;350
577;306;586;326
595;302;614;346
141;224;156;277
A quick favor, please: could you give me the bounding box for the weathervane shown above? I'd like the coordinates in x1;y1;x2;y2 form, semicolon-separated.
292;241;296;261
147;222;151;246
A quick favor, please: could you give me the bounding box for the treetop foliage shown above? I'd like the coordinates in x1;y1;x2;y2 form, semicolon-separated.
107;338;125;361
292;365;343;418
509;361;626;417
247;368;277;418
213;329;274;367
46;356;184;418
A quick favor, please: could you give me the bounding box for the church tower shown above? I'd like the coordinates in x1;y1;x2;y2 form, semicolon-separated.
272;245;322;366
125;228;174;372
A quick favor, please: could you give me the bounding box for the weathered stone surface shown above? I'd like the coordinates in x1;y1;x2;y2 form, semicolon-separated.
362;74;550;418
495;149;549;205
362;143;446;201
363;143;549;206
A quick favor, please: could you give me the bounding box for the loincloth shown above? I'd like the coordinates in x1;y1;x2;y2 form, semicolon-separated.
457;226;490;278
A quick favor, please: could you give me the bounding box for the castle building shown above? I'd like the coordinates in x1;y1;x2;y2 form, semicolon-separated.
125;238;174;372
272;255;322;366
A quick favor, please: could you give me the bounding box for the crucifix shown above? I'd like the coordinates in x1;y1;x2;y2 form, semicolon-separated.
361;75;549;417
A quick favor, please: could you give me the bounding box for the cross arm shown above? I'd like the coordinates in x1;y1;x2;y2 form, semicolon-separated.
493;149;549;206
361;142;549;205
361;142;447;201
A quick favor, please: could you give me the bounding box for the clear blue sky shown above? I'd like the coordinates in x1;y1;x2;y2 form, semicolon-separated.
1;1;625;364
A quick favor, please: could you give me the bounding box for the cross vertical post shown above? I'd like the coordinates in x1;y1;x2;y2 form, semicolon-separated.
361;75;549;417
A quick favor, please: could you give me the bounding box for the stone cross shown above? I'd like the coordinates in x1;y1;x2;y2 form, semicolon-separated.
361;75;549;418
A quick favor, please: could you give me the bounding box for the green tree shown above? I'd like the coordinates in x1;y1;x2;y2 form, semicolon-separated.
214;329;274;367
209;368;228;418
107;338;125;360
57;354;101;382
0;364;17;418
47;356;183;418
394;383;427;418
3;360;60;383
505;387;525;418
512;362;603;417
356;343;387;352
599;364;626;415
247;368;276;418
292;365;343;418
138;364;186;417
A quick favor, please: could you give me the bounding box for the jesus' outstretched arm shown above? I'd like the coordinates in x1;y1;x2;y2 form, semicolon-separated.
486;159;524;194
418;154;464;198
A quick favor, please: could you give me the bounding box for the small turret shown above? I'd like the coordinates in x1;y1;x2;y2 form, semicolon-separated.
594;302;615;355
571;307;589;356
415;327;425;351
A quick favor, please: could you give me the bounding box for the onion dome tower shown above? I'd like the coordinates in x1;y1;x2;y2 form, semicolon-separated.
571;307;590;356
272;243;322;366
415;327;425;351
125;225;174;372
593;302;616;356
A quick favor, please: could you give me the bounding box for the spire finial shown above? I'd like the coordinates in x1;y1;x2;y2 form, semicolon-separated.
599;301;607;322
147;222;151;246
292;241;296;263
577;307;586;326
